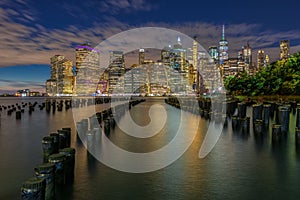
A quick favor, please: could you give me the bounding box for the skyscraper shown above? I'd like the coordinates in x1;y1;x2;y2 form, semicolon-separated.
241;43;253;74
57;58;74;94
228;58;243;76
169;37;190;93
139;48;145;65
280;40;290;59
75;44;100;95
192;37;198;69
161;46;171;66
50;55;65;81
108;51;125;93
218;25;229;64
170;37;189;73
242;43;252;66
265;54;270;66
209;46;219;63
257;49;265;70
46;55;74;96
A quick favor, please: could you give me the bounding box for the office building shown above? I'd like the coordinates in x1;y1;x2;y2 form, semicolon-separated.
280;40;290;59
209;46;219;63
242;43;252;66
139;48;145;65
257;49;265;70
50;55;65;81
46;79;57;96
46;55;74;96
75;44;100;95
192;37;198;69
229;58;244;76
108;51;125;94
161;46;171;66
124;66;147;94
236;43;253;74
57;58;74;94
265;54;270;66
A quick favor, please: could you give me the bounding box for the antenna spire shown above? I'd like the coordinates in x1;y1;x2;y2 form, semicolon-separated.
222;25;225;40
177;36;182;45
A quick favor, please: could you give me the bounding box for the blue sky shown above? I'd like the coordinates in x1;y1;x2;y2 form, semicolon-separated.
1;0;300;94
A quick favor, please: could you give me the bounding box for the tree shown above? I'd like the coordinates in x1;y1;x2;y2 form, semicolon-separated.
224;51;300;96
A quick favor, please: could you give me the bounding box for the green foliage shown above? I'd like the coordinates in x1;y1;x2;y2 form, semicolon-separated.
224;52;300;96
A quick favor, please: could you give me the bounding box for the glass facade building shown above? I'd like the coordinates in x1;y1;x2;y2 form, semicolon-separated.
108;51;125;94
46;55;74;96
75;44;100;95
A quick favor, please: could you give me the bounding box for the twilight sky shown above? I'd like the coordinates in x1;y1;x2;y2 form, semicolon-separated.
1;0;300;94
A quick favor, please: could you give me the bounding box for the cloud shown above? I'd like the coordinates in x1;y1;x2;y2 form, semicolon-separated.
1;1;300;69
61;0;156;19
93;0;155;14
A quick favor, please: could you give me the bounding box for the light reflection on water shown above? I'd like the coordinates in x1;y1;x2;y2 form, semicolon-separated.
0;97;300;200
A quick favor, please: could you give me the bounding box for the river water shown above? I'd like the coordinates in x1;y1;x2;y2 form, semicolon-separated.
0;97;300;200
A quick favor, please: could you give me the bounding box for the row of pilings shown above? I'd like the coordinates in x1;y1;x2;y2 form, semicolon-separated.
0;101;39;119
250;102;299;143
0;97;130;120
165;96;227;124
0;97;146;119
76;98;146;141
20;127;76;200
165;96;300;146
0;99;73;119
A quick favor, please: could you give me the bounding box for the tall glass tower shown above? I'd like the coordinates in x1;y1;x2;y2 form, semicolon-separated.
218;25;229;65
75;44;100;95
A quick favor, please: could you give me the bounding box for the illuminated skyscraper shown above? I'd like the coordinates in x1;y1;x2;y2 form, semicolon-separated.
50;55;65;81
280;40;290;59
218;25;229;64
124;66;147;94
161;46;171;66
257;49;265;70
46;55;74;96
209;46;218;63
242;43;252;66
192;37;198;69
139;48;145;65
238;50;243;62
236;49;245;74
170;37;190;93
170;37;188;72
187;47;193;65
239;43;253;74
46;79;57;96
57;59;74;94
75;44;100;95
228;58;243;76
108;51;125;93
265;54;270;66
96;72;108;95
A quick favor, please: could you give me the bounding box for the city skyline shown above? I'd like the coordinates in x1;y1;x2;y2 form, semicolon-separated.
1;0;300;94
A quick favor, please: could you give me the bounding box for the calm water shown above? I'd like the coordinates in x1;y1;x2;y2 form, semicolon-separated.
1;97;300;200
